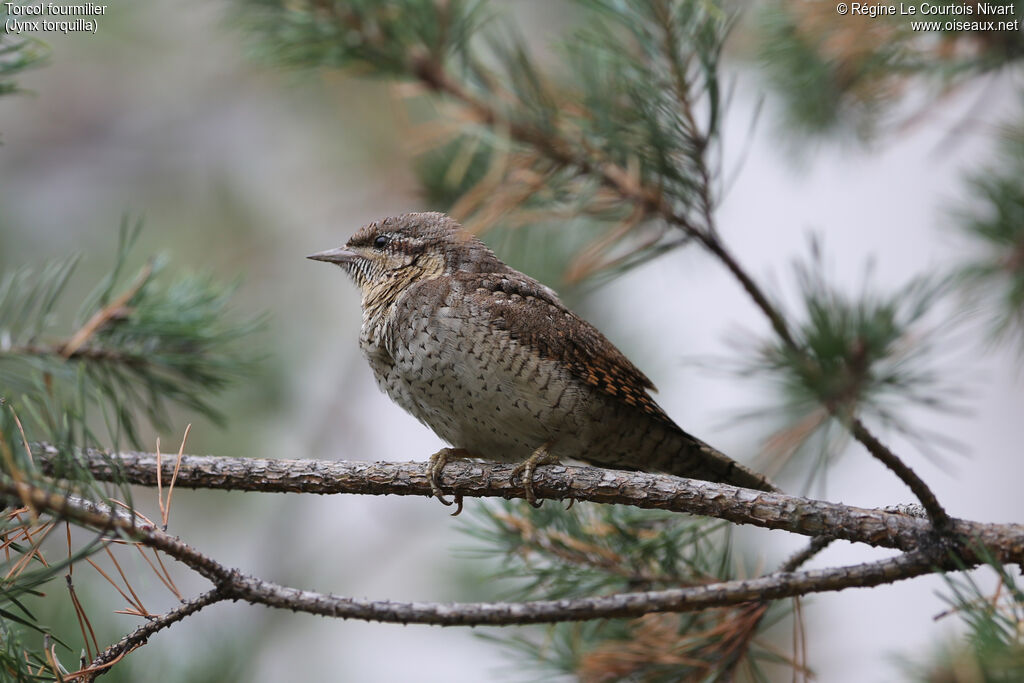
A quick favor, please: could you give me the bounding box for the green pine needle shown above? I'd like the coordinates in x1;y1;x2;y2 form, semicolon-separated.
900;555;1024;681
460;501;789;681
951;115;1024;355
732;242;964;491
0;220;263;451
0;2;49;100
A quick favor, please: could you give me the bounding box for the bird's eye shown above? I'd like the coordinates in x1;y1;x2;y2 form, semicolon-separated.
373;235;390;250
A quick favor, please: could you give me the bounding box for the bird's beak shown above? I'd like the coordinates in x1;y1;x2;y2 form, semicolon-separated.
307;247;358;265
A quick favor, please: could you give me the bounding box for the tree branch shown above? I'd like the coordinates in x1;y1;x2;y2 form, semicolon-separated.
845;416;951;532
219;548;945;625
0;477;966;630
79;588;226;681
37;449;1024;565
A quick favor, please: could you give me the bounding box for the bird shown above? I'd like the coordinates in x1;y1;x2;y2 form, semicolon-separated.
308;212;777;508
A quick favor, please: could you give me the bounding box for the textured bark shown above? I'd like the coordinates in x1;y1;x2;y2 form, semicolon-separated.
38;449;1024;564
0;478;963;629
84;589;226;677
219;549;942;625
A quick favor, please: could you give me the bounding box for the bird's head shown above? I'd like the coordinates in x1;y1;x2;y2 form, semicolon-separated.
308;212;502;300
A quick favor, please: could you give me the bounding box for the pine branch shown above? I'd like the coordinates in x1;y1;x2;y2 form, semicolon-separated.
219;549;946;626
35;449;1024;565
411;53;701;235
0;477;967;629
60;262;153;359
779;535;835;574
755;0;1024;138
0;2;49;99
78;588;226;681
0;230;261;449
951;111;1024;354
712;532;836;680
846;417;950;532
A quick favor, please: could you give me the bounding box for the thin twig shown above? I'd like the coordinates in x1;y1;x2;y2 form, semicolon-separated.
76;589;225;681
779;536;835;574
847;417;951;532
64;650;128;682
721;529;835;677
169;549;953;625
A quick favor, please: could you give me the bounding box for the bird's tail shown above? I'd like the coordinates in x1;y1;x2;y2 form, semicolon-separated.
652;428;780;493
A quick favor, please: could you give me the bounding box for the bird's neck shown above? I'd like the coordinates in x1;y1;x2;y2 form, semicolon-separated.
360;276;408;345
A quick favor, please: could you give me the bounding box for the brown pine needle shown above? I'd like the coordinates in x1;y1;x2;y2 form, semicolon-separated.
65;650;129;680
0;508;31;562
43;639;63;682
0;523;27;554
0;511;26;561
155;437;164;526
84;557;148;617
0;432;35;520
10;406;34;466
4;522;56;581
65;522;73;575
66;575;98;662
163;424;191;529
991;576;1005;609
61;262;152;358
793;596;808;683
108;499;158;528
151;548;180;599
103;546;149;617
25;522;54;568
134;545;181;600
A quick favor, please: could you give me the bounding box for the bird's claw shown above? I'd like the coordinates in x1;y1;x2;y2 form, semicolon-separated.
427;448;470;510
512;441;557;508
450;495;464;517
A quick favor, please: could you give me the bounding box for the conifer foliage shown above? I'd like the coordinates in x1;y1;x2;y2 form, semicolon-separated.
1;0;1022;680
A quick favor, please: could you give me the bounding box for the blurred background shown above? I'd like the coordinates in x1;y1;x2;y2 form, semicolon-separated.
1;0;1022;680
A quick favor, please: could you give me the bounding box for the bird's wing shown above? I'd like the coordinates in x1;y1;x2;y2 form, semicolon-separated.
453;270;675;424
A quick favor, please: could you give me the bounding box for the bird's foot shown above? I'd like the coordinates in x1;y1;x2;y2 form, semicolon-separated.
512;442;558;508
427;448;471;514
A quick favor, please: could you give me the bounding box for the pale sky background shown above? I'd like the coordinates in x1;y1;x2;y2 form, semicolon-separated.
1;1;1021;680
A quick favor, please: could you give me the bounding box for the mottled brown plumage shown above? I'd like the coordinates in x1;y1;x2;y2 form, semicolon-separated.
309;212;776;504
